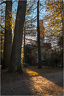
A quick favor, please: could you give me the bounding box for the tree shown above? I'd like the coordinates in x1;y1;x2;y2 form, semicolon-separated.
37;0;42;69
58;35;63;48
3;0;12;68
23;26;26;64
44;0;63;37
24;44;32;65
9;0;27;73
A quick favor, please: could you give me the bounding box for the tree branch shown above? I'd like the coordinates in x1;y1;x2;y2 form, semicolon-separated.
0;24;5;29
0;1;6;5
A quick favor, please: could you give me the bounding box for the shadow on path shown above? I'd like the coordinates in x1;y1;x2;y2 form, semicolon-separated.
1;70;35;95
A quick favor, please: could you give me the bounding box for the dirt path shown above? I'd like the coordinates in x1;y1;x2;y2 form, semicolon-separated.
1;67;64;95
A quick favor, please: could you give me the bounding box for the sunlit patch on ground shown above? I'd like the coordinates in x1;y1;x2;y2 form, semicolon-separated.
30;76;64;95
24;67;63;95
25;69;39;76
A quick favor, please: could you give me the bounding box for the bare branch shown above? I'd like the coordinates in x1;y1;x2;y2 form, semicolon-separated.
0;1;6;5
0;24;5;29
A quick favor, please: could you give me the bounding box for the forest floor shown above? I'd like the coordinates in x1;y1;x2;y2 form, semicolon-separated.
1;66;64;95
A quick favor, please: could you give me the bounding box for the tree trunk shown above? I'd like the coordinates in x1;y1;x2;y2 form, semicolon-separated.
24;26;26;64
3;0;12;69
9;0;27;73
62;0;64;68
37;0;42;69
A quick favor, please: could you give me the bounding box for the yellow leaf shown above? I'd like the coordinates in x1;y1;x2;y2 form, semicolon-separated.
11;26;14;29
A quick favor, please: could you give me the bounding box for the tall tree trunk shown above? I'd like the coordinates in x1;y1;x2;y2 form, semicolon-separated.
9;0;27;73
37;0;42;69
62;0;64;68
3;0;12;69
24;26;26;64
